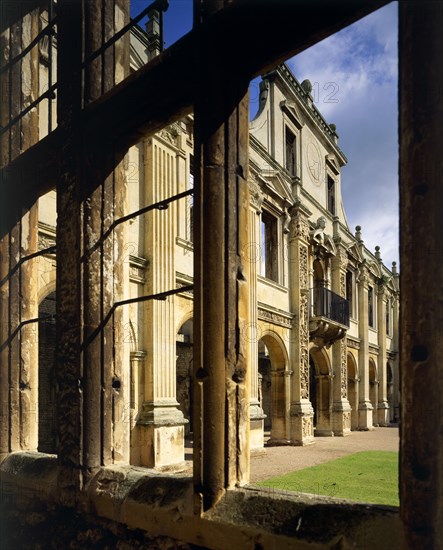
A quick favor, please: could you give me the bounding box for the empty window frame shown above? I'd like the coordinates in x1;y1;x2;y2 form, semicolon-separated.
327;175;335;215
368;285;374;328
285;127;297;176
346;270;353;318
260;211;279;282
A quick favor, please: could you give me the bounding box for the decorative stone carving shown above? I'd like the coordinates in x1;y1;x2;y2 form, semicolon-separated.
129;255;148;284
248;175;264;212
340;272;346;298
343;411;351;430
159;122;182;147
38;232;56;252
299;244;308;289
257;306;292;328
341;339;348;398
347;338;360;350
302;416;312;438
289;207;310;241
300;291;310;399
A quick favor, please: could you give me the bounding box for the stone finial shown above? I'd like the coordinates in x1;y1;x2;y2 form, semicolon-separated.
329;123;337;132
146;9;162;58
392;261;398;275
355;225;362;241
375;245;381;260
301;79;312;94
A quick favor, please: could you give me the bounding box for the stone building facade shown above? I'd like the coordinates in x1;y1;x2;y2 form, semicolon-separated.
1;2;441;548
34;27;399;468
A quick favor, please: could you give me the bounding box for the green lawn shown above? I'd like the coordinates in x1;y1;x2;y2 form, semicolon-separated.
257;451;399;506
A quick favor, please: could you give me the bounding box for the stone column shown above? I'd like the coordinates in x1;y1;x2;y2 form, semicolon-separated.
0;7;40;458
193;1;251;506
377;281;389;426
248;177;266;450
137;138;186;468
357;265;373;429
331;237;351;436
288;203;314;445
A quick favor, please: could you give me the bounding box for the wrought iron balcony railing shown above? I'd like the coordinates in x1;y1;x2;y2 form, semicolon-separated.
310;287;350;328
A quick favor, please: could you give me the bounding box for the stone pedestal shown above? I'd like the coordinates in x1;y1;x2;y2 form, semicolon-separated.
138;399;187;467
289;401;315;445
358;401;374;430
332;400;352;436
377;400;390;427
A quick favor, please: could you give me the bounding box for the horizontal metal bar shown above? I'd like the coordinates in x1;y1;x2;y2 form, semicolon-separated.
82;285;193;350
0;84;57;136
0;246;56;288
114;188;193;227
83;188;193;260
82;0;169;68
114;285;193;308
0;23;56;76
0;314;56;354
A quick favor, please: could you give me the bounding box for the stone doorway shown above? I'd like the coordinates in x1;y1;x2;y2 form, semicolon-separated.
369;359;378;426
309;347;333;436
176;318;193;435
38;291;57;453
258;333;288;445
347;353;359;430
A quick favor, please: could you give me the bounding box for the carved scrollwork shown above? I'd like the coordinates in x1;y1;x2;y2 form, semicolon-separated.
248;175;264;211
341;338;348;398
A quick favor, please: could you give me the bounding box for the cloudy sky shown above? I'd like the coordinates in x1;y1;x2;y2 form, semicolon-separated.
286;2;399;268
132;1;399;266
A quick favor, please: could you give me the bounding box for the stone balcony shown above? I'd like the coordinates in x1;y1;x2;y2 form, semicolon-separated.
309;287;349;348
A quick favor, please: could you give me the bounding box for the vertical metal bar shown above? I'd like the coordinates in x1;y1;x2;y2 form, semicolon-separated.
48;0;53;133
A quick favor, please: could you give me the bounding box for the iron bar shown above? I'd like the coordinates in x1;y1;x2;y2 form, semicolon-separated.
82;0;168;69
48;0;54;133
84;188;193;260
81;285;193;351
0;84;57;136
0;246;56;288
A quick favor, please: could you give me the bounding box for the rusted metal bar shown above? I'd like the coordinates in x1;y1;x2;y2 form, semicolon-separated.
82;0;168;68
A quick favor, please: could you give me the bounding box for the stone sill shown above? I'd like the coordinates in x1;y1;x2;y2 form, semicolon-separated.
0;451;404;549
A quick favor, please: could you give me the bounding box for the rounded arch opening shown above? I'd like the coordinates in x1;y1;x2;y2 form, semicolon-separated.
347;353;358;430
176;318;193;435
38;290;57;453
309;346;332;436
258;332;288;440
369;359;378;421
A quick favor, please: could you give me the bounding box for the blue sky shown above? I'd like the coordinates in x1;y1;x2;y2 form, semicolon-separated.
131;0;398;267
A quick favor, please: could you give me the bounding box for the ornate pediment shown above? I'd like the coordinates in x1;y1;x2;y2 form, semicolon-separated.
280;100;304;129
347;242;364;263
326;154;340;175
260;169;293;202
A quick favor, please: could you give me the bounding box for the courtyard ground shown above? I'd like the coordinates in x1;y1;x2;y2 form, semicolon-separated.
249;425;399;483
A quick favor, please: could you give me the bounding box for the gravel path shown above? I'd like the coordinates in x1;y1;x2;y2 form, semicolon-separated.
249;426;399;483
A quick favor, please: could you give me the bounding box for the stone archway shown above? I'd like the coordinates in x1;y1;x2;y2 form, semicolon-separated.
309;347;333;436
176;318;193;435
369;359;378;426
347;353;359;430
258;332;288;445
38;291;57;453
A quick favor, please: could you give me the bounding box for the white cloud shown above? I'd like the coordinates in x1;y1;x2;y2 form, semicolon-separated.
287;2;399;267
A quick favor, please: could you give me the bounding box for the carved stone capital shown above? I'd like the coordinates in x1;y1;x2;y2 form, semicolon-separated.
248;175;264;212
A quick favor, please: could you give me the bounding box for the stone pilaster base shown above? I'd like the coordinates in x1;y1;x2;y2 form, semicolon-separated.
136;399;187;467
332;400;352;436
289;401;315;446
250;401;266;449
358;401;374;430
377;401;390;426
